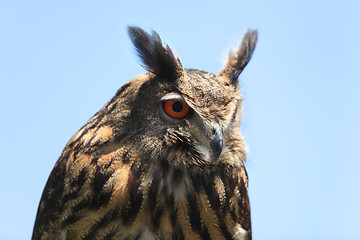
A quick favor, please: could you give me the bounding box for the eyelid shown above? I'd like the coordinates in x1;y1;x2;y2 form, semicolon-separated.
160;92;183;101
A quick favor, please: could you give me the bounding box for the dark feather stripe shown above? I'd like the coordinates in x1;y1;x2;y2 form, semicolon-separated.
71;196;90;213
121;191;143;225
89;187;113;209
186;192;201;232
121;190;143;225
189;170;206;193
171;223;185;240
220;165;237;200
121;164;143;225
189;168;236;239
148;168;162;231
186;192;211;239
237;178;251;231
61;212;81;228
215;167;237;240
172;165;184;185
200;225;211;239
62;170;87;206
87;166;115;209
151;204;164;231
148;168;160;209
169;204;178;230
62;197;91;228
203;170;221;212
218;219;234;240
83;208;120;240
92;167;113;193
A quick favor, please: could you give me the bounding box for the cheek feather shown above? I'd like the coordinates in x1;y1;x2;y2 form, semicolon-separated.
193;144;211;162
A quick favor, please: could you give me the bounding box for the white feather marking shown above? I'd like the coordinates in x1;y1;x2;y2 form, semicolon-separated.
233;224;249;240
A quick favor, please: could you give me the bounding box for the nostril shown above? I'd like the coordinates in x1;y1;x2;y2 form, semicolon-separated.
212;128;216;134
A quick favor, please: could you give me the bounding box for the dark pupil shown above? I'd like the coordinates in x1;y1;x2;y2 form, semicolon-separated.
172;101;183;112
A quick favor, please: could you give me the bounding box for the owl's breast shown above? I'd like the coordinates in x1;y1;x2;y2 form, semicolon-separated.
132;161;251;240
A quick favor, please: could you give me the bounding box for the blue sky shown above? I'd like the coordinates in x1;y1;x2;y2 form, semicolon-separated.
1;1;359;239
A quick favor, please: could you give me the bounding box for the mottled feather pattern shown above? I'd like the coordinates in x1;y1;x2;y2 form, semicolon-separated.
32;26;257;240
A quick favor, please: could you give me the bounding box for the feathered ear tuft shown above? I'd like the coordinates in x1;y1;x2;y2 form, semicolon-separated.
128;26;183;80
218;29;258;83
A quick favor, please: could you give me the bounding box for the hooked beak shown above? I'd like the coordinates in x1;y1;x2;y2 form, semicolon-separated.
188;119;224;163
209;125;223;161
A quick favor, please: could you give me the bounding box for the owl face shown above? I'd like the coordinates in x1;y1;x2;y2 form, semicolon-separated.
106;27;258;167
156;70;242;164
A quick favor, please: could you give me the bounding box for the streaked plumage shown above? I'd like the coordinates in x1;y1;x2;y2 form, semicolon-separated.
32;26;257;240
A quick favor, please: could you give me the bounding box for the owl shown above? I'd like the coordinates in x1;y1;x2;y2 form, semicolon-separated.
32;26;257;240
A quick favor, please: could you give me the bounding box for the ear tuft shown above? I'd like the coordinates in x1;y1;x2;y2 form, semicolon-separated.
219;29;258;83
128;26;183;80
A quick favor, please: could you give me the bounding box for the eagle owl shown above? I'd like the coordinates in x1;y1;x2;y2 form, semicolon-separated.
32;26;258;240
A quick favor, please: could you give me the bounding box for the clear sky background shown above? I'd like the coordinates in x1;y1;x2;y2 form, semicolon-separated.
1;1;359;239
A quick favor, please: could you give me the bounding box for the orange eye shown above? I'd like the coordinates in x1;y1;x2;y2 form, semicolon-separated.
164;99;190;119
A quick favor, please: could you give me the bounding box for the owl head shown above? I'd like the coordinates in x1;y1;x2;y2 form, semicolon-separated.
91;26;257;168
